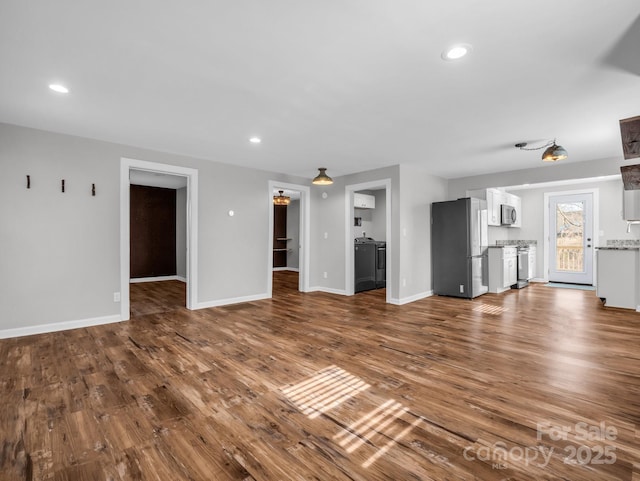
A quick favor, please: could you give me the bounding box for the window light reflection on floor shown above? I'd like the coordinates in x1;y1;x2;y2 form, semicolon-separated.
334;398;422;468
472;303;508;315
281;365;370;419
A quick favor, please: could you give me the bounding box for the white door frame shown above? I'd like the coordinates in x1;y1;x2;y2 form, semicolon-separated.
267;181;310;295
345;179;392;303
120;158;199;320
543;188;598;284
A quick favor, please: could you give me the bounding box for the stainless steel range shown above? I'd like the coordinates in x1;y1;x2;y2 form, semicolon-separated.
514;245;536;288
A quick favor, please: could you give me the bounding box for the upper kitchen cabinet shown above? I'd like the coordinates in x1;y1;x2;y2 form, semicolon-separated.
354;193;376;209
504;193;522;228
486;188;503;226
468;188;521;227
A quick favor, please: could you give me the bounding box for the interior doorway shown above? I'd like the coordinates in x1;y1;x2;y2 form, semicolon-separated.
267;181;310;297
345;179;392;303
128;172;187;316
544;189;598;285
120;158;199;321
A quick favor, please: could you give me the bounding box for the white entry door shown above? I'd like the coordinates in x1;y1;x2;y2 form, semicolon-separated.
548;193;594;284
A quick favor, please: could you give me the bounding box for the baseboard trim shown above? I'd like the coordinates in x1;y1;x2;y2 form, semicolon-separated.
196;293;270;309
272;267;300;272
0;314;123;340
531;277;546;283
130;275;186;283
307;286;348;296
390;290;433;306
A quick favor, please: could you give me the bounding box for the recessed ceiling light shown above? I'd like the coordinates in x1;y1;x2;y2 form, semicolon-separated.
441;44;473;61
249;137;261;144
49;84;69;94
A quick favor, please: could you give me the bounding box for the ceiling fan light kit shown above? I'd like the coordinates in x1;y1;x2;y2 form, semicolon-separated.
515;139;568;162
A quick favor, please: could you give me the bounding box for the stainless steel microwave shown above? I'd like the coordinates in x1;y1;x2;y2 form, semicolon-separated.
501;204;516;225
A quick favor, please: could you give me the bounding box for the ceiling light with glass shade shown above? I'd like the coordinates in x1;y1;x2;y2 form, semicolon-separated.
312;168;333;185
515;139;568;162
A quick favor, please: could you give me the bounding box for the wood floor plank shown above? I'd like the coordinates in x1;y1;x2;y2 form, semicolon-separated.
1;272;639;480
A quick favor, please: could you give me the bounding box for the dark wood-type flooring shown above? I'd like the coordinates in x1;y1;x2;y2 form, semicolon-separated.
1;271;639;480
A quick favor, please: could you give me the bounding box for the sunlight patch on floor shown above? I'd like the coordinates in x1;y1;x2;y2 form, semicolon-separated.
472;303;508;315
333;398;422;468
281;365;370;419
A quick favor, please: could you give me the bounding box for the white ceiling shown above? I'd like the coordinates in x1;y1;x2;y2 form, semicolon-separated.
1;1;639;179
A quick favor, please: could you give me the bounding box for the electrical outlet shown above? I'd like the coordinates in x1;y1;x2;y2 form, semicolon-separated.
323;272;328;279
113;292;121;302
402;278;407;287
459;284;464;293
324;232;328;239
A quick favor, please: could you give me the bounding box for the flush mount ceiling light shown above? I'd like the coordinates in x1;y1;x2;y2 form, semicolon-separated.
273;190;291;206
249;137;261;144
515;139;568;162
441;44;473;61
49;83;69;93
312;167;333;185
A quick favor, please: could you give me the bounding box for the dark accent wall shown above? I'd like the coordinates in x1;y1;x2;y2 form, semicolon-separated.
273;205;287;268
130;184;177;278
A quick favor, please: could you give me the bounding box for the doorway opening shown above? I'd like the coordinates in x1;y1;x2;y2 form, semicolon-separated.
267;181;310;297
544;189;598;285
345;179;392;303
120;158;199;321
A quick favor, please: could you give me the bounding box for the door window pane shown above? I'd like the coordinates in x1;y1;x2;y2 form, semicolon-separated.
555;202;584;272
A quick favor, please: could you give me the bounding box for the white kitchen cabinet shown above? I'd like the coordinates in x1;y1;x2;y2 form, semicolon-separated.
596;248;638;309
510;194;522;228
488;246;517;293
354;193;375;209
486;188;503;226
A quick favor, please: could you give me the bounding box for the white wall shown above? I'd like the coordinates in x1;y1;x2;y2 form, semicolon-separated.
310;166;400;296
398;164;448;301
176;187;187;278
370;189;387;241
448;157;622;200
0;123;306;333
286;199;300;269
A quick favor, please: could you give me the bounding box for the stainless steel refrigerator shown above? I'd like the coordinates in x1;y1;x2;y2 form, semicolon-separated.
431;197;488;298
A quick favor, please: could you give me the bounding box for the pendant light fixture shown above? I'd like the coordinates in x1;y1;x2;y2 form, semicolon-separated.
312;167;333;185
515;139;568;162
273;190;291;206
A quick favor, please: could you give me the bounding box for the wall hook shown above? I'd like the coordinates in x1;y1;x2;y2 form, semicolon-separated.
27;175;31;189
92;183;96;196
61;179;65;193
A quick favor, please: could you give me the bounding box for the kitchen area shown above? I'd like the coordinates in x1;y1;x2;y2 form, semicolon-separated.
432;163;640;312
596;162;640;310
431;193;536;299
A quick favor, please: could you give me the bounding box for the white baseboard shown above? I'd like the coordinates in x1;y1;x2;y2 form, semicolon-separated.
0;314;123;340
272;267;300;272
531;277;546;283
196;292;270;309
390;290;433;306
130;275;186;283
307;286;348;296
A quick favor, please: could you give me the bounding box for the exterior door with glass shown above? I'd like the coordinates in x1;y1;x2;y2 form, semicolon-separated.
548;193;594;284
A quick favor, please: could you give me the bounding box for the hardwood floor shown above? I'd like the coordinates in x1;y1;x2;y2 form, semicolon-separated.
1;272;639;480
130;280;186;317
